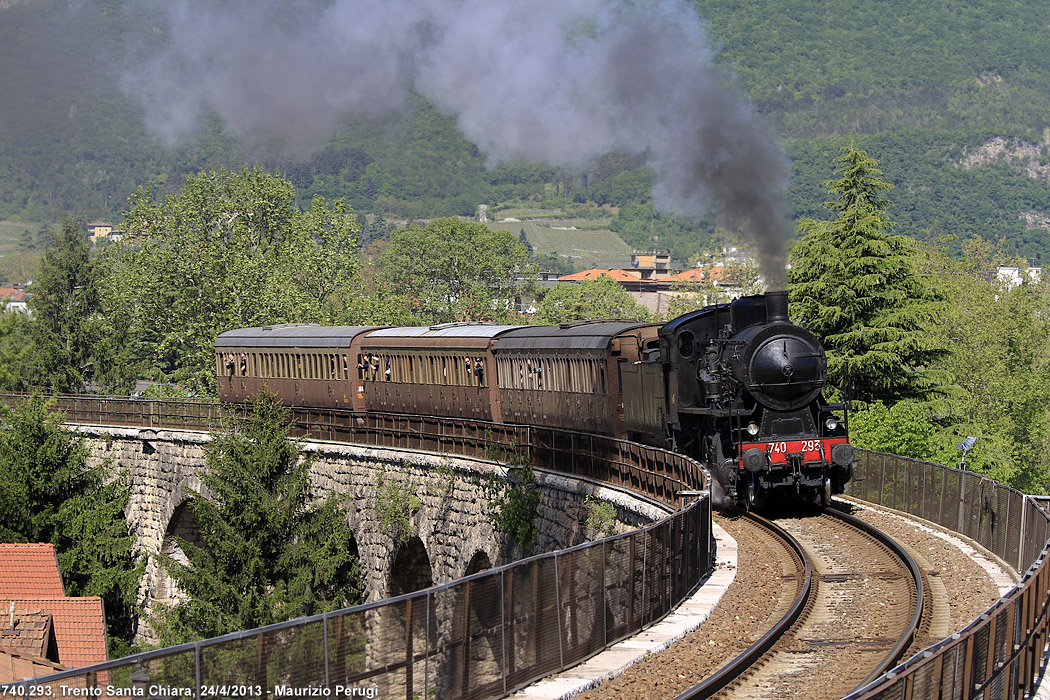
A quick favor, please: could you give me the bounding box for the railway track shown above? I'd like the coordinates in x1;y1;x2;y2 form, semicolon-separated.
678;507;927;700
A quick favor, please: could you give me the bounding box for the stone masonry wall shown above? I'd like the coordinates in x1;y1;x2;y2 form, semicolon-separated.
72;426;671;643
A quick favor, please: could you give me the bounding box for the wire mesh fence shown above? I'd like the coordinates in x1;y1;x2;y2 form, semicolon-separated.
0;395;712;699
844;449;1050;700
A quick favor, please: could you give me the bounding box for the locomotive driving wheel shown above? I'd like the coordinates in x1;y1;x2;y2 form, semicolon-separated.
738;473;756;512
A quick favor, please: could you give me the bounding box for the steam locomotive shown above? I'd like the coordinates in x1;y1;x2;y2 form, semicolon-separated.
214;290;852;509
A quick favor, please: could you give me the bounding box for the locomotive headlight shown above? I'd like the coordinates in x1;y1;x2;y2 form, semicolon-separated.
825;417;839;431
747;422;759;436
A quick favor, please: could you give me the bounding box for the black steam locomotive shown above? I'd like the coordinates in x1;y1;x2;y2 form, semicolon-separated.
655;291;852;508
215;291;851;509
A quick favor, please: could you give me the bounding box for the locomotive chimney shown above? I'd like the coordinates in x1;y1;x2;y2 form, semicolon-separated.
765;290;789;322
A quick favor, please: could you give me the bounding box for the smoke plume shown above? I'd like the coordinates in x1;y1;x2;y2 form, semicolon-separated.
122;0;789;287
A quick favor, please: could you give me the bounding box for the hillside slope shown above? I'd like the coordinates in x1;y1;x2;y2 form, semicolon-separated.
1;0;1049;262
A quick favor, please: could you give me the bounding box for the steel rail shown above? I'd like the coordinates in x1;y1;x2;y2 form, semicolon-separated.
672;513;812;700
827;507;926;694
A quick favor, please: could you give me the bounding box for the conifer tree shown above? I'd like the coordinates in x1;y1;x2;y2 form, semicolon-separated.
155;391;362;644
27;218;102;392
0;396;143;655
788;146;950;404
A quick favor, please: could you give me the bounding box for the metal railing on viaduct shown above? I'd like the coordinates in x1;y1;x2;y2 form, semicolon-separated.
5;395;1050;699
0;395;713;699
846;452;1050;700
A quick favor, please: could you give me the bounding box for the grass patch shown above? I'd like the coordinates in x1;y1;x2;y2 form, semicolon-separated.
0;221;39;256
489;219;632;268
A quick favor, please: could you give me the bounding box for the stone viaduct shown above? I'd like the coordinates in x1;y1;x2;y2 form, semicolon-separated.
72;425;671;643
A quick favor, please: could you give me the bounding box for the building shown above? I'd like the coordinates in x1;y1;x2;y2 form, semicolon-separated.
0;286;29;314
553;260;745;316
629;251;672;280
997;266;1042;290
86;222;112;243
0;544;108;682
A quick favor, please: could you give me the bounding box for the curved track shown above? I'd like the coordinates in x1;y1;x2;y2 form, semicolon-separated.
678;508;925;700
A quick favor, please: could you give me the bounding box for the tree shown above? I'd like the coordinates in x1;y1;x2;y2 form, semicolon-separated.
788;146;950;404
535;276;651;324
154;391;362;644
379;218;535;324
663;259;762;320
98;168;363;394
26;218;103;393
0;396;143;655
0;304;31;390
918;238;1050;491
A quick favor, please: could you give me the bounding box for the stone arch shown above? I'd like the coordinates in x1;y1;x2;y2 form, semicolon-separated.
156;499;203;604
443;551;502;698
388;537;433;597
464;551;492;577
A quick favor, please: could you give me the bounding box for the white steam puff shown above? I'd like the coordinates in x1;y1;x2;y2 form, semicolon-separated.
121;0;789;288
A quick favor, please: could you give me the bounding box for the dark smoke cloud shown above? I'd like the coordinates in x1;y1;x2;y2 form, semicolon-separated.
121;0;789;288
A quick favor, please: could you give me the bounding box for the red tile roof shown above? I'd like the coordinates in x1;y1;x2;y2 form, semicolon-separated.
666;265;727;283
0;544;65;597
0;609;54;660
0;287;28;303
0;598;107;670
558;268;647;282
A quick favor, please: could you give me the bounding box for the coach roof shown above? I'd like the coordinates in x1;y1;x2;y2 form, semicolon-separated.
497;321;657;350
215;324;378;348
366;323;525;339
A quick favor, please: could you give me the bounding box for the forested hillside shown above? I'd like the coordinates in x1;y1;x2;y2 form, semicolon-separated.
2;0;1050;267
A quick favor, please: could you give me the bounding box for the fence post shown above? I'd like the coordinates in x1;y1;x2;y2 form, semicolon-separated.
554;553;565;670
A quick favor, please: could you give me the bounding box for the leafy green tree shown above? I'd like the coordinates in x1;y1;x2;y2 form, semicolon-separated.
98;168;362;394
0;396;143;655
0;249;41;285
535;276;651;324
379;218;535;324
919;238;1050;491
848;400;943;461
789;146;950;404
154;391;362;644
26;218;104;393
663;259;762;320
